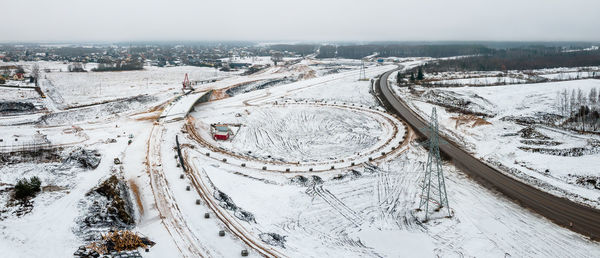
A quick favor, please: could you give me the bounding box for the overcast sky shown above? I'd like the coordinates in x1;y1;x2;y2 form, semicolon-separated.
2;0;600;42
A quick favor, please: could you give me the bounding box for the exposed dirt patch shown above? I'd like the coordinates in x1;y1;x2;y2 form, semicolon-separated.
93;175;135;225
134;111;161;121
450;114;491;129
128;179;144;215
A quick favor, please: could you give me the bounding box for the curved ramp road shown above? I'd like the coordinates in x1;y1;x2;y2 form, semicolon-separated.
375;67;600;240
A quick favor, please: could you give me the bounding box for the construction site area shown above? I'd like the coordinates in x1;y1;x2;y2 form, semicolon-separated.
0;54;599;258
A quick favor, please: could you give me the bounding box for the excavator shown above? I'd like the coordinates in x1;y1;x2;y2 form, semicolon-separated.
182;73;194;92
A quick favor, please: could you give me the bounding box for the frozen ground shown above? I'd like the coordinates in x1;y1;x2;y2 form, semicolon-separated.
179;62;600;257
417;66;600;87
393;79;600;208
208;105;386;162
1;57;599;257
44;65;231;108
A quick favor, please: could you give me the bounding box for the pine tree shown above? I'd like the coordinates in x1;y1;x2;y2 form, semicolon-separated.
409;72;415;82
14;176;41;200
417;67;424;80
396;72;403;84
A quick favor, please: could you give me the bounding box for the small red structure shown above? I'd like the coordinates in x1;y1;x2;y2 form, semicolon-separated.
212;124;231;141
213;131;229;140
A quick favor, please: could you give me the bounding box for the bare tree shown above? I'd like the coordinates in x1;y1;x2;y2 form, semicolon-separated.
597;87;600;108
561;89;569;117
576;89;585;130
570;89;577;117
0;66;9;76
555;91;561;115
31;63;40;86
271;52;283;66
590;88;598;108
577;88;585;106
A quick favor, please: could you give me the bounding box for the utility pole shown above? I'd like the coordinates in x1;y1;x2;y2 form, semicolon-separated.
358;59;368;81
417;107;451;222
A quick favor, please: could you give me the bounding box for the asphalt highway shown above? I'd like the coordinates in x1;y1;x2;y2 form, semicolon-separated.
375;67;600;240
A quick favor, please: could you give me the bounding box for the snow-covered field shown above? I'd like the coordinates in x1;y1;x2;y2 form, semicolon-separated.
430;76;528;86
44;65;230;108
179;62;600;257
393;79;600;208
211;105;385;162
1;57;599;258
0;88;39;101
419;66;600;87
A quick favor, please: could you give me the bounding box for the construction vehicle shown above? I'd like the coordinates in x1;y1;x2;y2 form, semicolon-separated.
182;73;193;92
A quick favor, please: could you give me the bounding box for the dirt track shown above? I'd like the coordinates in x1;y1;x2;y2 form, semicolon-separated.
145;124;211;257
182;152;286;258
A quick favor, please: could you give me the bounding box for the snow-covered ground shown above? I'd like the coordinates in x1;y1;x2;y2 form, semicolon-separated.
179;62;600;257
419;66;600;87
44;65;230;108
1;57;599;257
393;79;600;208
430;76;527;86
209;105;386;162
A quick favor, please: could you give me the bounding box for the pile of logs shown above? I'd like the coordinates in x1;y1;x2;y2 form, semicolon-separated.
86;229;155;255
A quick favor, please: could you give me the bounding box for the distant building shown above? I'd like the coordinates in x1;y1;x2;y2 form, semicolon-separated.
13;73;25;80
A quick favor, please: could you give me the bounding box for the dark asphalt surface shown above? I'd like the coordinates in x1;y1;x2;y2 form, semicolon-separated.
375;67;600;241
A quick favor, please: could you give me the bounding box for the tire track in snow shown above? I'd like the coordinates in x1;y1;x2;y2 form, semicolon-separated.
146;124;211;258
311;184;363;226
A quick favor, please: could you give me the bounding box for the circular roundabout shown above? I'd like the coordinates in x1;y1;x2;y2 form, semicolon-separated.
186;100;408;172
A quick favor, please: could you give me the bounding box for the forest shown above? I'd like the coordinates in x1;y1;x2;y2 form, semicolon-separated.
316;44;492;58
423;47;600;71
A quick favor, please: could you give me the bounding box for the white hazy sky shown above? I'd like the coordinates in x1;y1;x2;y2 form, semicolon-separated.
2;0;600;42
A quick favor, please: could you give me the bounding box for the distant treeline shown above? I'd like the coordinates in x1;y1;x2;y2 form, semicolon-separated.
92;60;143;72
267;44;318;56
316;44;492;59
49;47;99;57
424;47;600;71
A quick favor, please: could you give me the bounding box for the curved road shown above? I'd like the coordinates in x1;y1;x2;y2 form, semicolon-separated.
375;67;600;241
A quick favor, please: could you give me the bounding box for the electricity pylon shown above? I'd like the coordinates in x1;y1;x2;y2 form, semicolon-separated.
358;60;368;81
418;107;450;221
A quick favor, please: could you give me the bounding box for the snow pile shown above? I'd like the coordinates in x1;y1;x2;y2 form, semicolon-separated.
421;89;496;117
258;232;286;248
213;190;256;223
